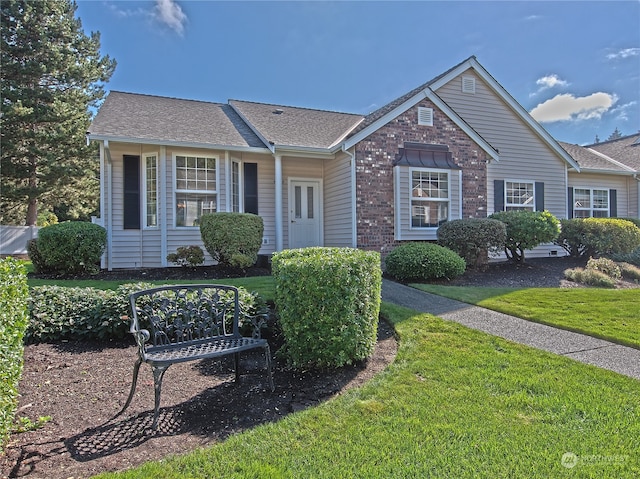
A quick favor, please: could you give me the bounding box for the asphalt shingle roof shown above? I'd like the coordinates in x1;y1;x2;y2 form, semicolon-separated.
558;141;633;173
586;134;640;171
89;92;266;149
229;100;363;149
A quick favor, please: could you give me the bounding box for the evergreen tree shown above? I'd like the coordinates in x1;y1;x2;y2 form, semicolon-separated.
607;127;623;141
1;0;115;225
593;134;600;144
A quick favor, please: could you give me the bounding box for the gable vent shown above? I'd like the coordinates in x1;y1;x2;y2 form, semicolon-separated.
417;107;433;126
462;76;476;94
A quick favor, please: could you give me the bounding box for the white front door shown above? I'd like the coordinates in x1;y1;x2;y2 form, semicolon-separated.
289;179;321;249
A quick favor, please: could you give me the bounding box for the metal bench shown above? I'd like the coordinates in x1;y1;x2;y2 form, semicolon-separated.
116;284;274;430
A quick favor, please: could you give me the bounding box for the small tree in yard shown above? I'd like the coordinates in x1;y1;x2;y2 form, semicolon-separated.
200;213;263;269
489;210;560;263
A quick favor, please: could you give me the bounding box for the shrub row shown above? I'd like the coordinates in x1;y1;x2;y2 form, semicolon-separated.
272;247;382;368
555;218;640;258
564;257;640;288
385;242;466;282
0;258;29;450
27;283;267;343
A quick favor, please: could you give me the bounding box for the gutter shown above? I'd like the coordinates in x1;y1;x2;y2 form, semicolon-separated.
86;134;271;154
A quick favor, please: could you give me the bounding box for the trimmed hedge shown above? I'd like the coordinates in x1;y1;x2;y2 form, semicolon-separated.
611;247;640;267
557;218;640;258
0;258;29;450
200;213;263;269
26;283;267;343
166;245;205;267
583;218;640;256
34;222;106;274
437;218;506;269
489;210;560;262
384;242;466;282
272;247;382;368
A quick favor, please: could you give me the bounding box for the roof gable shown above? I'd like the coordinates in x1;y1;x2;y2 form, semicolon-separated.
587;134;640;171
229;100;363;150
558;141;635;174
88;92;267;150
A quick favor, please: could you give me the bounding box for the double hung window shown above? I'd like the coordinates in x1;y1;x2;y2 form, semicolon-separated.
505;181;535;211
573;188;609;218
175;155;217;227
410;169;450;228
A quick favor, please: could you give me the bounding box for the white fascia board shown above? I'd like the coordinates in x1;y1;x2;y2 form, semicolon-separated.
86;134;271;154
578;168;637;176
586;148;637;173
425;90;499;162
274;144;335;159
431;57;582;172
342;94;426;150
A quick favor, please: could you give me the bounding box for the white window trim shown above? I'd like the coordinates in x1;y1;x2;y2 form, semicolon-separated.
573;187;610;217
231;159;244;213
173;152;219;228
408;167;451;230
142;152;158;229
417;107;433;126
505;179;535;211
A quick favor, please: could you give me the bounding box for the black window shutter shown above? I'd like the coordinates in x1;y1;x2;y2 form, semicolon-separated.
123;155;141;229
610;189;617;217
494;180;505;212
244;163;258;215
535;182;545;212
567;187;574;218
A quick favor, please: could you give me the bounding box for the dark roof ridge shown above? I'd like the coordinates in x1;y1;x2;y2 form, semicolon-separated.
585;132;640;147
107;90;226;107
229;98;363;117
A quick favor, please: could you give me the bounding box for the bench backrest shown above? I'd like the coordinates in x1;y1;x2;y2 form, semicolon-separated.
129;284;240;348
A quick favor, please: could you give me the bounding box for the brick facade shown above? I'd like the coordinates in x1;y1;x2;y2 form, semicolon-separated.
354;99;489;254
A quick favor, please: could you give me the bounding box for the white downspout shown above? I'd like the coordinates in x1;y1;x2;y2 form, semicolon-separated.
103;140;113;271
275;154;283;251
342;145;357;248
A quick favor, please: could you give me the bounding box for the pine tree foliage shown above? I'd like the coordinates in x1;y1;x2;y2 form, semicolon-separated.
607;127;622;141
1;0;115;225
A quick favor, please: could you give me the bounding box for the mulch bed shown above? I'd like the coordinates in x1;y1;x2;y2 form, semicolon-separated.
2;256;637;478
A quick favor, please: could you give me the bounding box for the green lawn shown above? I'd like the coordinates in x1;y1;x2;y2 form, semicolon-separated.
94;302;639;478
412;285;640;349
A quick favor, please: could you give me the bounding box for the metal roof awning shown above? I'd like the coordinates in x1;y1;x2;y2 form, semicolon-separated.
393;142;461;169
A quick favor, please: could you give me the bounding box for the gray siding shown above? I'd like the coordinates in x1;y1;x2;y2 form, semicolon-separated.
437;71;569;220
568;172;637;218
324;153;354;247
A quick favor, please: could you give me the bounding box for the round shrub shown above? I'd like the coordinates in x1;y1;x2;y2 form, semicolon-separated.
437;218;506;269
27;238;52;274
36;222;106;274
166;245;205;267
385;242;466;282
272;247;382;369
489;210;560;262
582;218;640;256
200;213;263;269
586;257;621;280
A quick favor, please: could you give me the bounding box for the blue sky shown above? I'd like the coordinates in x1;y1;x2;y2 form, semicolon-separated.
76;0;640;146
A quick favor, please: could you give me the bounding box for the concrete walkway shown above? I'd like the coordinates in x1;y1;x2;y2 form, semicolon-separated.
382;279;640;381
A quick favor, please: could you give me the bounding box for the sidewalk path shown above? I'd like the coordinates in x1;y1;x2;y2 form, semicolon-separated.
382;279;640;381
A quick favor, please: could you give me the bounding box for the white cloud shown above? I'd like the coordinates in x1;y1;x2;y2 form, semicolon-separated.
610;100;638;122
536;74;569;89
530;92;619;123
529;74;569;97
606;48;640;60
153;0;187;35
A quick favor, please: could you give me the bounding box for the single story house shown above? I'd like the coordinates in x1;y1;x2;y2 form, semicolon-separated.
88;56;639;269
